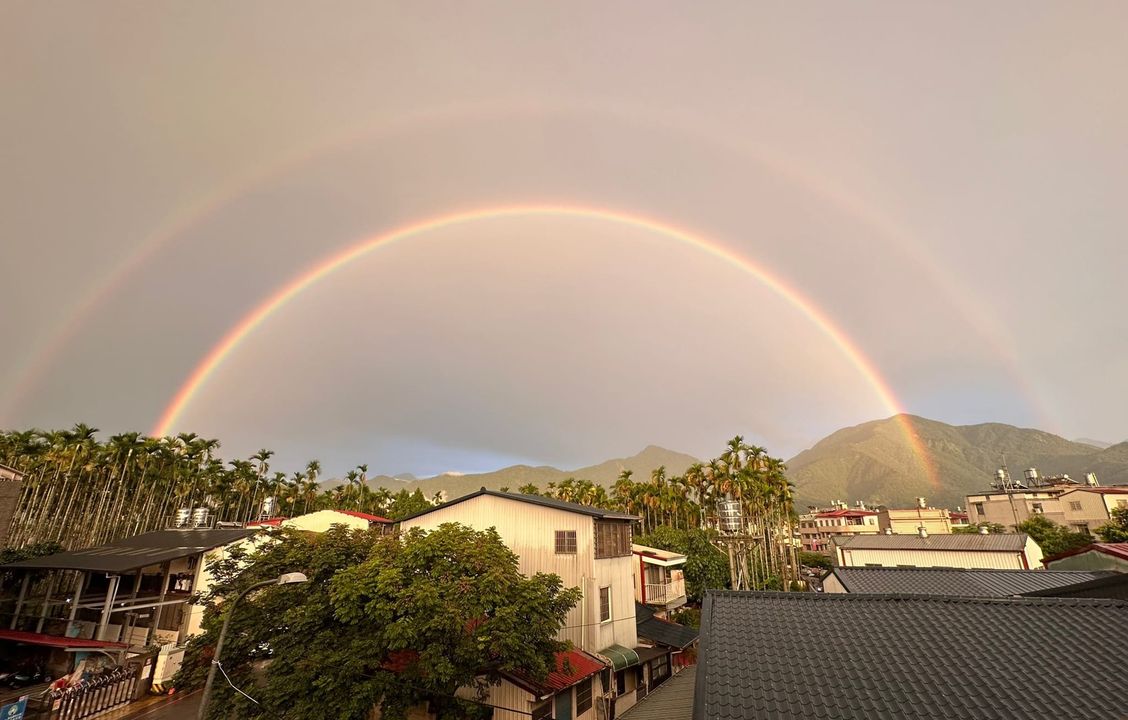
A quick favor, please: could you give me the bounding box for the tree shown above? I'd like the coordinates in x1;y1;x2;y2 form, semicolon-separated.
176;524;581;720
952;522;1007;534
635;527;730;601
797;551;832;571
1015;516;1092;557
1096;507;1128;543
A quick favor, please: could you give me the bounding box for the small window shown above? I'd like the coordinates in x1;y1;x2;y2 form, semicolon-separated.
599;586;611;623
1073;524;1090;535
974;502;985;515
531;702;551;720
650;654;670;682
615;669;628;695
1031;503;1044;514
555;530;577;554
1069;501;1083;511
576;678;593;714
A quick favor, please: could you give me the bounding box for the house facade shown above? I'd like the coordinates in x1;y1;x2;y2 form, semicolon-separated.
876;498;954;535
631;545;687;617
400;489;643;720
797;505;879;553
965;486;1128;532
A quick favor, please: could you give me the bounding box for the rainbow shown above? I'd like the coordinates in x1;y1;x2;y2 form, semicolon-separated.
150;204;938;486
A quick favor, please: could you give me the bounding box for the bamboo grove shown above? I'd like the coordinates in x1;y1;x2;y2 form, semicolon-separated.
1;428;798;588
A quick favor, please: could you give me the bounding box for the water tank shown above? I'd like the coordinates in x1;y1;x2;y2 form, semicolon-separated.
717;499;742;533
1024;468;1039;486
192;507;209;527
175;508;191;527
916;497;927;509
261;496;277;516
1085;473;1099;487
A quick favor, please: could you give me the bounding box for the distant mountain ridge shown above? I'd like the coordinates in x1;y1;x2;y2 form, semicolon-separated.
788;415;1128;510
366;445;701;499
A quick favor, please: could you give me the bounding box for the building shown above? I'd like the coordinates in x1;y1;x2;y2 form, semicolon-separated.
631;545;687;616
400;488;643;719
1022;572;1128;601
634;603;698;675
618;665;696;720
821;566;1115;596
876;497;955;535
1042;542;1128;573
797;503;879;553
0;464;25;547
831;531;1043;569
693;590;1128;719
949;509;969;527
249;508;394;533
965;484;1128;533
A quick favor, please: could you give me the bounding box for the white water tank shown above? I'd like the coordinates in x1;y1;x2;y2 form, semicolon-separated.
717;499;742;533
192;507;209;527
175;508;191;527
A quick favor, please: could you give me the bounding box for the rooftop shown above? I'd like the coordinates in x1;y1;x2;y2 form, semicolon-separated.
632;544;687;566
399;487;638;522
1022;572;1128;600
635;603;699;649
832;532;1030;552
620;666;696;720
503;649;604;696
0;527;256;573
1043;542;1128;565
696;591;1128;720
826;567;1115;596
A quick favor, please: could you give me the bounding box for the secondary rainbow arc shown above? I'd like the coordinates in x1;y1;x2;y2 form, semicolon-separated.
151;204;937;486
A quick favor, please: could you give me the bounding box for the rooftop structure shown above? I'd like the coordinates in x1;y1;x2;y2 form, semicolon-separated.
822;566;1115;596
831;531;1043;569
632;544;687;614
1042;542;1128;573
694;590;1128;720
797;502;879;553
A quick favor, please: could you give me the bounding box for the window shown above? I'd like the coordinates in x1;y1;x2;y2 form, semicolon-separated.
531;702;551;720
594;520;631;558
599;586;611;622
974;503;985;515
576;679;593;715
1069;501;1083;511
650;654;670;682
1031;503;1044;514
615;669;627;695
555;530;577;554
1073;524;1090;535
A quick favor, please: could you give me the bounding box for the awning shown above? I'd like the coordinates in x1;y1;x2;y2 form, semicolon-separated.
635;645;668;664
599;644;640;670
0;630;127;650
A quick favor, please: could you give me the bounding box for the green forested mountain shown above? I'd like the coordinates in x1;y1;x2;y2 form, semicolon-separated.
787;415;1128;510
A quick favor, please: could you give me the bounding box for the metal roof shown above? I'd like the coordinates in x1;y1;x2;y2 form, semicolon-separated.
399;487;638;522
599;643;641;670
832;532;1030;552
827;567;1116;596
620;667;696;720
636;603;699;649
1;528;256;574
1043;542;1128;564
695;590;1128;720
1022;572;1128;600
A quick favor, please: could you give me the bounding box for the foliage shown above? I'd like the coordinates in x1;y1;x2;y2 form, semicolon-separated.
952;522;1007;535
669;606;700;629
1096;506;1128;543
1015;516;1092;557
797;551;832;571
0;541;64;583
175;524;581;720
635;527;730;601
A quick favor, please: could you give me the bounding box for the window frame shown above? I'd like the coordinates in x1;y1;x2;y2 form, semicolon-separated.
575;678;593;715
598;586;611;623
594;520;631;559
555;529;577;554
1069;501;1083;511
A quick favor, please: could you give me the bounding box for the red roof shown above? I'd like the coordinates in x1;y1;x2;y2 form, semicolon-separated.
246;517;285;527
1043;543;1128;565
0;630;127;650
334;510;393;523
505;649;605;695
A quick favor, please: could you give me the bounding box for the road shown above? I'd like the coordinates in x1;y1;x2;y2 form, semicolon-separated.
112;691;201;720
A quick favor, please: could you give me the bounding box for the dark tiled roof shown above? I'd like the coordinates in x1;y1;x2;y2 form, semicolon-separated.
636;602;699;649
398;488;637;522
832;533;1030;552
827;567;1115;596
1;528;257;573
621;666;696;720
1022;572;1128;600
695;590;1128;720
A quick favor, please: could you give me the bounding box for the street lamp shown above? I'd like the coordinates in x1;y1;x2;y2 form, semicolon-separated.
197;572;308;720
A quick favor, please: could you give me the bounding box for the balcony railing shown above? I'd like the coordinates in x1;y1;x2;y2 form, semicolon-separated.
645;578;686;605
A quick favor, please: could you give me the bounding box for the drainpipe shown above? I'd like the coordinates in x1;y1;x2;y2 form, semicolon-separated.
639;558;646;605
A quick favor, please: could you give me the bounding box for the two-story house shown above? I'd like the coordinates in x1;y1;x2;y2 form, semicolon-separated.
399;489;645;720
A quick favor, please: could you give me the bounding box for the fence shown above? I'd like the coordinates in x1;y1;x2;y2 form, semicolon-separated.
43;669;139;720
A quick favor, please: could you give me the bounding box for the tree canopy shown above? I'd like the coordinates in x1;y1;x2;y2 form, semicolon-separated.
1096;507;1128;543
176;524;580;720
1015;516;1092;557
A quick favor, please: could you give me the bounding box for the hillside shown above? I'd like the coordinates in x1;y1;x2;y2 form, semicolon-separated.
368;445;700;499
788;415;1128;510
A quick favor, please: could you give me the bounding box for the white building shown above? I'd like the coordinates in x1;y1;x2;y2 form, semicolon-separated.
832;531;1044;570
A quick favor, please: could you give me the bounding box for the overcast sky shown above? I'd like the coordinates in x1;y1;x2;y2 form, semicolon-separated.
1;2;1125;477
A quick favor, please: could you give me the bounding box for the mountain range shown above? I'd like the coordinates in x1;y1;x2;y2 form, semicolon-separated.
362;417;1127;511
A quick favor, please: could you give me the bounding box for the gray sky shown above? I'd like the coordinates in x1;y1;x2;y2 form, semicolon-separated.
1;2;1125;476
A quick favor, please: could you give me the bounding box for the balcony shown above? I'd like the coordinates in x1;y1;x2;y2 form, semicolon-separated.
644;578;686;607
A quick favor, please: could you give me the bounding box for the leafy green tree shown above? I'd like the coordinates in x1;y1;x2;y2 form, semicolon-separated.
1096;506;1128;543
635;526;730;601
384;489;433;520
798;551;832;571
176;524;580;720
952;522;1007;534
1016;515;1092;557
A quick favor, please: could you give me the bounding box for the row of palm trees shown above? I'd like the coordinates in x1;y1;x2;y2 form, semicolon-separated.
527;437;800;589
0;426;430;550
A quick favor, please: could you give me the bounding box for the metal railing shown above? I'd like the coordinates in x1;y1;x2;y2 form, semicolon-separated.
644;578;686;605
44;669;139;719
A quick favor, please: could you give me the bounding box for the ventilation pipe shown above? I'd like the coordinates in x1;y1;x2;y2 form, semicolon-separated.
917;526;928;538
978;525;990;535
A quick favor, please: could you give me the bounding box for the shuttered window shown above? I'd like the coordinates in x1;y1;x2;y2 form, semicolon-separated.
576;678;593;714
555;530;577;554
599;586;611;622
594;520;631;558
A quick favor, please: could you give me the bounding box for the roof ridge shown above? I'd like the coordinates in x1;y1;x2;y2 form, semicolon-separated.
704;589;1128;607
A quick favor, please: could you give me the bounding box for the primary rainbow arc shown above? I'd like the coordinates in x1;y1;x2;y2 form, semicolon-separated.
152;204;937;486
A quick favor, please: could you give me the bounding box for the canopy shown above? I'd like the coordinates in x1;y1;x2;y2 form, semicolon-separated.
599;644;640;670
